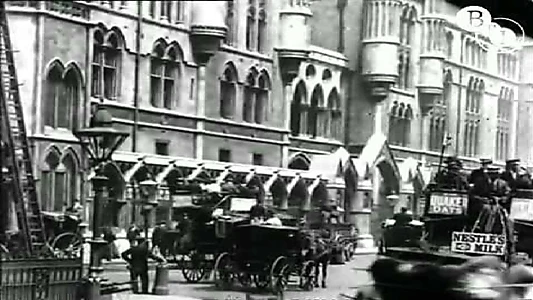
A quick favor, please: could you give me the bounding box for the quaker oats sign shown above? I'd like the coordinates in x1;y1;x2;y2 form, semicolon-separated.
428;193;468;215
451;232;506;256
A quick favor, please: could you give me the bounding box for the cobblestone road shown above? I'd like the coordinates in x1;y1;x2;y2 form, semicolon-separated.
102;255;376;300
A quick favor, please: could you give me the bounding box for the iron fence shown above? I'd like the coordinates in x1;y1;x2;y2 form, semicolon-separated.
0;256;83;300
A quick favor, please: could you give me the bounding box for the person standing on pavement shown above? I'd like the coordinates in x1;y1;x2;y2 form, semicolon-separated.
121;237;166;294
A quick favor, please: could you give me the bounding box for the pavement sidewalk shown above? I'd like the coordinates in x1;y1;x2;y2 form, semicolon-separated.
107;295;203;300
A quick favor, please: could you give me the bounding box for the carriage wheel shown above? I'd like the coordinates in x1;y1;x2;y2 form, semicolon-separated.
213;252;233;289
253;274;269;289
299;260;315;291
270;256;289;293
238;273;252;287
181;251;206;283
271;264;290;294
51;233;83;258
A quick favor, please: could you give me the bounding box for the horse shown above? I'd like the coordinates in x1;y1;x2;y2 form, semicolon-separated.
302;231;332;288
357;256;533;300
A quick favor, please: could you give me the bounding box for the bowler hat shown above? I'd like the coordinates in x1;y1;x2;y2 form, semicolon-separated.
506;158;520;165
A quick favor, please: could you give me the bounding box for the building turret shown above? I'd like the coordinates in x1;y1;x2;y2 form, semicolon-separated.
361;0;402;100
190;1;227;65
417;0;446;111
276;0;312;83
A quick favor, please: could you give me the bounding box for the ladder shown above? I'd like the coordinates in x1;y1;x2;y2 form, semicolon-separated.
0;2;46;256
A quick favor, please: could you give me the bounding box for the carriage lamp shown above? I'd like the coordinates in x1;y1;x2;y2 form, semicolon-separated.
139;179;159;239
75;106;129;300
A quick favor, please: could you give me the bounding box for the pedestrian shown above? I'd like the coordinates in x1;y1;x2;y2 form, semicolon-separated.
121;237;166;294
103;227;118;261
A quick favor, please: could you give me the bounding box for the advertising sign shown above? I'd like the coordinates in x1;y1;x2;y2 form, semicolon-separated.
451;232;506;256
428;193;468;215
510;198;533;221
172;195;193;207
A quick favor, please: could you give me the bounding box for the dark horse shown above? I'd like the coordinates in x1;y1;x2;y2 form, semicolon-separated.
303;231;332;288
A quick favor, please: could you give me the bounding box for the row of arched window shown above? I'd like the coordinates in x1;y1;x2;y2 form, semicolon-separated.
464;39;488;69
44;62;81;131
150;40;182;110
497;53;518;78
91;1;185;23
428;70;452;152
396;5;416;90
225;0;268;53
219;63;271;124
466;77;484;114
290;82;342;140
496;87;514;161
388;102;413;147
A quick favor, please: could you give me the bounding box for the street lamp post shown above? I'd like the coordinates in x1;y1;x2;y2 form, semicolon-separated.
75;106;129;300
139;179;158;241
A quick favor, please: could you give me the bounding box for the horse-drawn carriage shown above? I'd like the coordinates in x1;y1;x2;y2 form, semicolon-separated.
0;210;84;258
379;156;523;264
213;223;317;293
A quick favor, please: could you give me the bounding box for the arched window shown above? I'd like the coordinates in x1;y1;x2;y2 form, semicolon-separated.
496;87;512;161
446;31;453;58
220;63;238;119
150;41;181;109
442;70;452;105
246;0;257;50
40;149;62;212
398;6;415;89
91;28;122;100
328;89;342;140
243;69;258;122
463;77;481;157
257;0;267;53
44;64;63;128
290;81;307;136
61;152;78;210
225;0;235;46
308;85;323;137
256;72;270;124
44;63;80;131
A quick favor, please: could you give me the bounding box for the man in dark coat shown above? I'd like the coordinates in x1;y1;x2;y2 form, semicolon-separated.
393;207;413;227
121;238;166;294
502;158;521;190
249;199;267;224
469;158;493;197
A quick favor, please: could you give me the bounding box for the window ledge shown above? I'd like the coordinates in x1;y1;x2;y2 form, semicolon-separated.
220;45;273;62
390;87;416;97
289;135;343;145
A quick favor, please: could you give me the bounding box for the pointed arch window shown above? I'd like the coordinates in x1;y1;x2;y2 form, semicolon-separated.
496;87;512;161
40;150;77;212
246;0;257;50
398;6;415;89
243;70;257;122
328;89;342;141
257;0;267;53
446;31;453;58
463;77;482;157
92;28;122;100
308;86;323;138
44;64;80;131
220;64;237;119
290;81;307;136
256;72;270;124
150;41;181;109
225;0;235;46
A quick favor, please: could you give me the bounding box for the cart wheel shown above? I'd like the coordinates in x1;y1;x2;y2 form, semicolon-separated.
238;273;252;287
253;274;269;289
51;233;83;258
181;252;206;283
271;264;290;294
213;252;233;289
299;260;315;291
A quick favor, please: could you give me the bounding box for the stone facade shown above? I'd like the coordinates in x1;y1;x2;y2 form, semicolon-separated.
5;0;533;239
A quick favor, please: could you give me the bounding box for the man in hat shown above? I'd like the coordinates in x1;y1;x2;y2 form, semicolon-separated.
502;159;521;190
469;158;493;197
121;237;166;294
436;156;468;190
